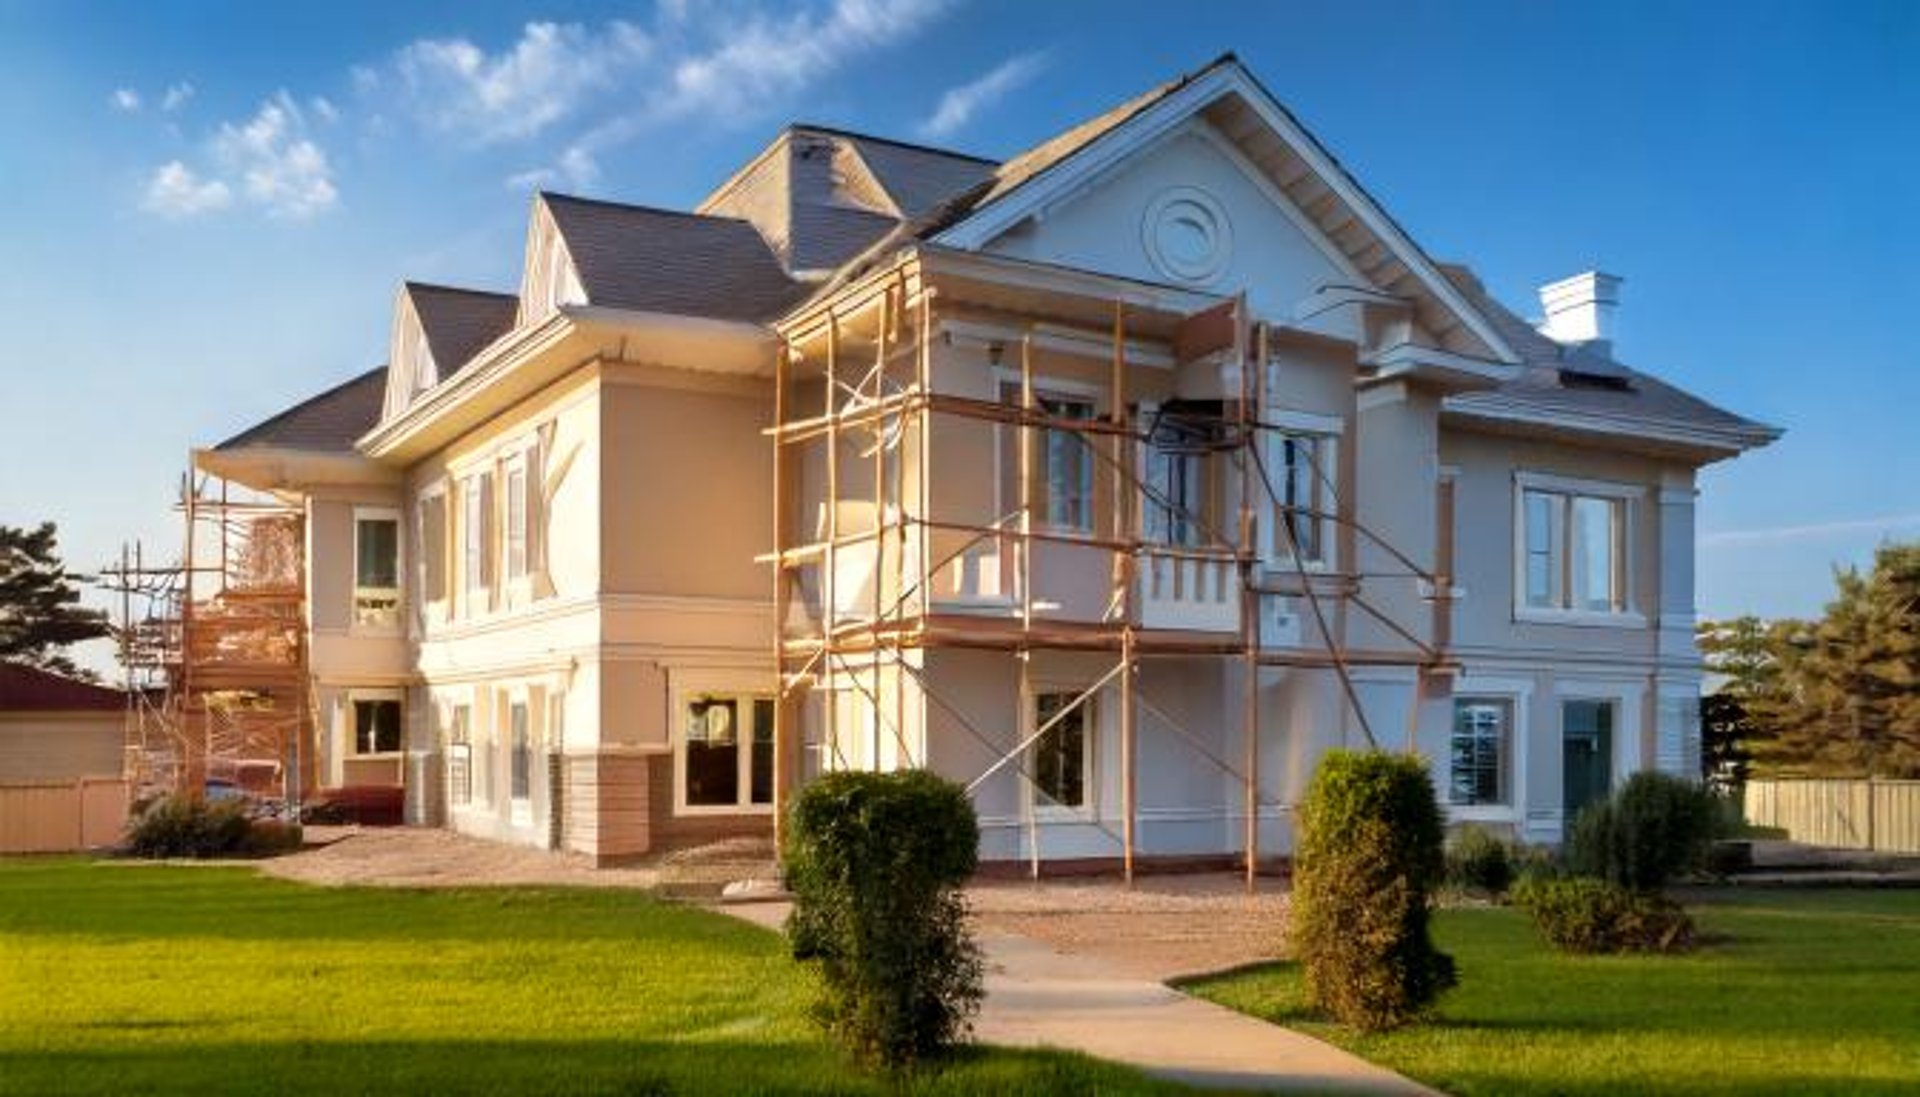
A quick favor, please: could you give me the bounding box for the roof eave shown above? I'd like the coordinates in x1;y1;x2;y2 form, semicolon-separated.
1442;398;1783;461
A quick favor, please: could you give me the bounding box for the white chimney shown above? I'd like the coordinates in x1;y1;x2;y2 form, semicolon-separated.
1537;271;1622;348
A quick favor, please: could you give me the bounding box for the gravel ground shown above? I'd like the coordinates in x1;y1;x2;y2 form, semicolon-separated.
259;826;773;891
258;827;1290;980
967;875;1291;981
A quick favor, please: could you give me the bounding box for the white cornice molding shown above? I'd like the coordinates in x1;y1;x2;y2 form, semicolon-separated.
1443;395;1782;457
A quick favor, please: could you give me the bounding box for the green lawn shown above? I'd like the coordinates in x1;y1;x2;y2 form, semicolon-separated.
0;858;1177;1096
1187;887;1920;1096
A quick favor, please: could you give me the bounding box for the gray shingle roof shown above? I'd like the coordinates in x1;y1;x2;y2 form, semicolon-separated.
406;283;517;381
826;130;996;219
542;193;809;323
216;366;387;453
1442;268;1778;448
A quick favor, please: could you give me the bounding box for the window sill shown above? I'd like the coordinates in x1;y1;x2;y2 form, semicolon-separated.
1447;804;1517;823
1513;606;1647;630
674;802;775;818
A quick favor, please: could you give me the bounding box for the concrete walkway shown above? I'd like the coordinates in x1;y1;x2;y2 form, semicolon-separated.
718;900;1436;1095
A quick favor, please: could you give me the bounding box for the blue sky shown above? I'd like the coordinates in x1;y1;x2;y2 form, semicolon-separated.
0;0;1913;672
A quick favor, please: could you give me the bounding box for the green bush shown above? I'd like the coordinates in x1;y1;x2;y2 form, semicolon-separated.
1444;826;1515;897
782;769;982;1071
1511;875;1695;953
1567;772;1719;891
1293;750;1456;1031
124;794;254;858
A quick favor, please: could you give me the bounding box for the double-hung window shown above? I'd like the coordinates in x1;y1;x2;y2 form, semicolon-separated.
680;692;774;811
1002;382;1096;534
1449;698;1511;807
505;462;530;582
353;509;402;628
446;704;472;807
1519;482;1627;616
1261;414;1339;567
508;699;532;805
462;472;492;612
1144;411;1214;546
1029;691;1092;811
352;696;403;756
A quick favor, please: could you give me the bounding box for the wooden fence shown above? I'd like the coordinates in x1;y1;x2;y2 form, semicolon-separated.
1744;778;1920;854
0;778;129;854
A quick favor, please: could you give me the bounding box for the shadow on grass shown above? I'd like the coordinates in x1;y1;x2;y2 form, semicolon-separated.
0;1038;1178;1097
0;861;769;948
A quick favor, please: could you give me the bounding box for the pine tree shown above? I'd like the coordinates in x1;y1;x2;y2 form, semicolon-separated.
0;522;110;680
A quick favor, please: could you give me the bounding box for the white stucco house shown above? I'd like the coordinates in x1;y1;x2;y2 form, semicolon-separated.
191;54;1776;868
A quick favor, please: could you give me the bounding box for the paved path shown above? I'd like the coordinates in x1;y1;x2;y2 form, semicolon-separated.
718;900;1436;1095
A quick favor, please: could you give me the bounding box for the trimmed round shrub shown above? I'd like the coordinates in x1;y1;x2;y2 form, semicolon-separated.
1444;825;1515;897
1567;772;1719;892
782;769;982;1071
1293;749;1456;1031
124;794;254;858
1511;875;1694;953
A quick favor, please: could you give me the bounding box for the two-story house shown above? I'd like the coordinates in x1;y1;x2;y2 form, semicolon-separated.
191;55;1776;870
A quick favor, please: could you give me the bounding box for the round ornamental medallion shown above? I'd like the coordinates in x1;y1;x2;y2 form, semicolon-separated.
1142;187;1232;284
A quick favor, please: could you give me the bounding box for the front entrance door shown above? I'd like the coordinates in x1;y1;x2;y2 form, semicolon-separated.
1561;699;1614;824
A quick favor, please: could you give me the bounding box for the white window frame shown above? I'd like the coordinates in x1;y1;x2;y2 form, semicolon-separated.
460;470;493;616
671;672;775;816
445;700;473;808
505;687;533;826
1554;677;1646;826
1261;408;1342;571
1026;685;1096;820
503;455;531;585
994;371;1101;538
1447;676;1531;824
351;506;404;632
416;484;450;625
1512;471;1646;627
346;688;405;759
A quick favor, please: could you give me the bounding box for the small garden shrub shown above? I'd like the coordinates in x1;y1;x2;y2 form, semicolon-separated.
1444;825;1515;897
1293;749;1455;1031
1511;875;1695;953
783;769;983;1071
124;794;255;858
1567;772;1719;891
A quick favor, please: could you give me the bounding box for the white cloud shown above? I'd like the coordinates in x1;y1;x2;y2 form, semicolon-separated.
310;96;340;123
1700;513;1920;548
375;2;950;188
138;92;339;220
390;20;651;143
533;0;950;184
161;82;194;111
918;50;1046;139
111;88;141;112
212;92;339;218
140;161;232;217
507;145;599;191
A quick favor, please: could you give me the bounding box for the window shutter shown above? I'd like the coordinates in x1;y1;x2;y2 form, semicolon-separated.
532;421;554;585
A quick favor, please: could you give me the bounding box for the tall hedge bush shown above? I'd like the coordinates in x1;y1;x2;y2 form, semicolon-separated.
782;769;982;1071
1566;771;1718;892
1293;750;1455;1030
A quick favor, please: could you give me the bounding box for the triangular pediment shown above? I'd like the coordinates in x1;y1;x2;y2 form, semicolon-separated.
934;58;1517;363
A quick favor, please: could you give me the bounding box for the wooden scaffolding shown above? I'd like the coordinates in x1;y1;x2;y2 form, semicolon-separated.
99;468;311;812
767;258;1455;884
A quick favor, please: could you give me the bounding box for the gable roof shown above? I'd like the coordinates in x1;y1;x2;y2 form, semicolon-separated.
0;663;122;712
924;54;1519;363
405;283;518;382
810;127;997;219
541;193;809;323
216;366;388;453
1441;268;1779;453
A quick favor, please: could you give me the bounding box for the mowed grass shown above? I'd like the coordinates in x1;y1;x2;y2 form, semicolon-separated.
0;858;1177;1096
1187;887;1920;1096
